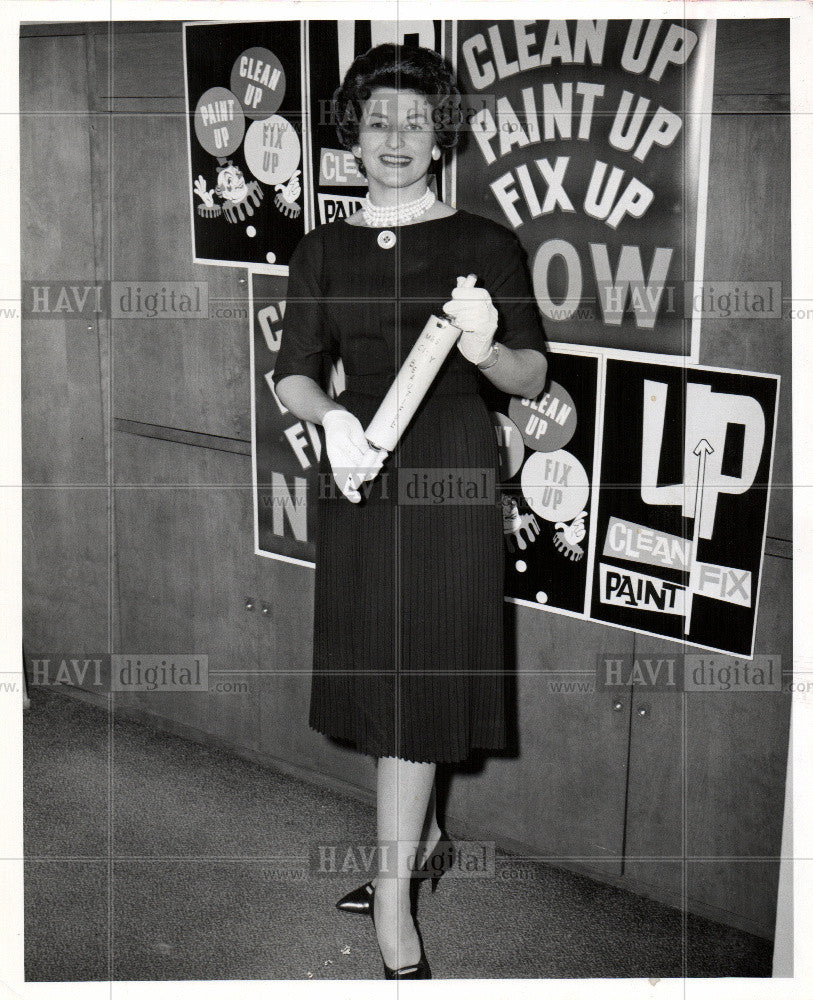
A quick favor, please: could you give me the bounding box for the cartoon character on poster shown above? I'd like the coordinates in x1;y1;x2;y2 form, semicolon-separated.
191;48;303;242
194;160;264;222
496;381;590;565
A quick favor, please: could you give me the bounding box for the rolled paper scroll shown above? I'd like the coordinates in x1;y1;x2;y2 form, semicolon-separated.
364;313;462;453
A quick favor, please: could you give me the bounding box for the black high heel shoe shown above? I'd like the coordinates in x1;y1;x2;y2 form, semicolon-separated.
335;879;374;914
335;829;452;914
369;884;431;979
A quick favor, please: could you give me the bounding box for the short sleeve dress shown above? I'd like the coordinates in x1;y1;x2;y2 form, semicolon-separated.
273;209;546;763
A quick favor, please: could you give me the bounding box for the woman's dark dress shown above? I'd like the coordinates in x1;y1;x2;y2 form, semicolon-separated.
273;210;546;763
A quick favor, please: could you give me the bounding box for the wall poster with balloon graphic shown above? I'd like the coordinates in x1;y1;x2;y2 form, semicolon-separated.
492;350;600;617
183;21;309;273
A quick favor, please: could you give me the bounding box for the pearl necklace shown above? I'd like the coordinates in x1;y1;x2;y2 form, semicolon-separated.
362;188;436;228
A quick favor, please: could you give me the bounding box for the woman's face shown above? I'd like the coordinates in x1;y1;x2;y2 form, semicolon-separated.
354;87;436;196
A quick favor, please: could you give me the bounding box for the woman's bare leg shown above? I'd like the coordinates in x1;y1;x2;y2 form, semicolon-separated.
373;755;436;970
371;774;441;889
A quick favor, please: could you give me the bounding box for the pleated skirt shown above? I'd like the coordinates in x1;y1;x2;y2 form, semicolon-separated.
309;384;508;763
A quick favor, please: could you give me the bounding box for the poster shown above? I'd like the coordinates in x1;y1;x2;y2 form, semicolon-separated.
494;351;600;615
590;359;779;657
453;19;715;358
306;20;446;225
184;21;309;273
252;271;343;564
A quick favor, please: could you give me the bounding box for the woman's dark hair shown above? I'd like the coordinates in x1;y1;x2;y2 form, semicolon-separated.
332;43;462;174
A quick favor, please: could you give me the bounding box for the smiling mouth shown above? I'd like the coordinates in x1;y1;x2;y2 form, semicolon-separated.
379;155;412;166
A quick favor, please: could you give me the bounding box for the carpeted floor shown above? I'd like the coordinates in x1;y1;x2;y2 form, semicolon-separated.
23;686;774;981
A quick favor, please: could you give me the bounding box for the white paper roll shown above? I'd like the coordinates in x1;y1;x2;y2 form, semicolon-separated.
364;314;461;453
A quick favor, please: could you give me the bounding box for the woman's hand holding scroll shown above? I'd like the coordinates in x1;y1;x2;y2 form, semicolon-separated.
322;409;387;503
444;274;498;365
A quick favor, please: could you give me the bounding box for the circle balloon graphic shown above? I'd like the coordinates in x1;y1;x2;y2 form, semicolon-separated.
194;87;245;157
230;47;286;120
243;116;300;185
520;449;589;523
509;381;577;453
491;412;525;480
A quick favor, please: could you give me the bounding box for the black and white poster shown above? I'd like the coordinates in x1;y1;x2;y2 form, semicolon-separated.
184;21;309;272
252;271;347;564
590;359;779;656
494;351;600;615
453;19;716;359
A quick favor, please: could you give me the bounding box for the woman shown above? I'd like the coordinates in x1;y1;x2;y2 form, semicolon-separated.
273;43;547;979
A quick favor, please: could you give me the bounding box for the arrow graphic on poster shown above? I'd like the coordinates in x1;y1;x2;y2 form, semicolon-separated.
684;438;714;635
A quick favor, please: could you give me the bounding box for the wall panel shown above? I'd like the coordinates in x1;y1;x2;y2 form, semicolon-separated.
113;431;262;749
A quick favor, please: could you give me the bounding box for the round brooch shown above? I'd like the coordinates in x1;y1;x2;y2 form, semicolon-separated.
377;230;396;250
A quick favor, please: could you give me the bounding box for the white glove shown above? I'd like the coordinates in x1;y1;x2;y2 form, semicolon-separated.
443;273;499;365
322;409;387;503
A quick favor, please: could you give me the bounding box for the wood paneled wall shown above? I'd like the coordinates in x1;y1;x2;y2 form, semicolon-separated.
21;19;792;941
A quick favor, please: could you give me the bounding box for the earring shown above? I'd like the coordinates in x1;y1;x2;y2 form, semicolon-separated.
431;146;441;161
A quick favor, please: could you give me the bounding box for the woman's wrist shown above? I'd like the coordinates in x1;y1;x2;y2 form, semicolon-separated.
476;342;500;370
477;344;547;399
320;404;348;426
